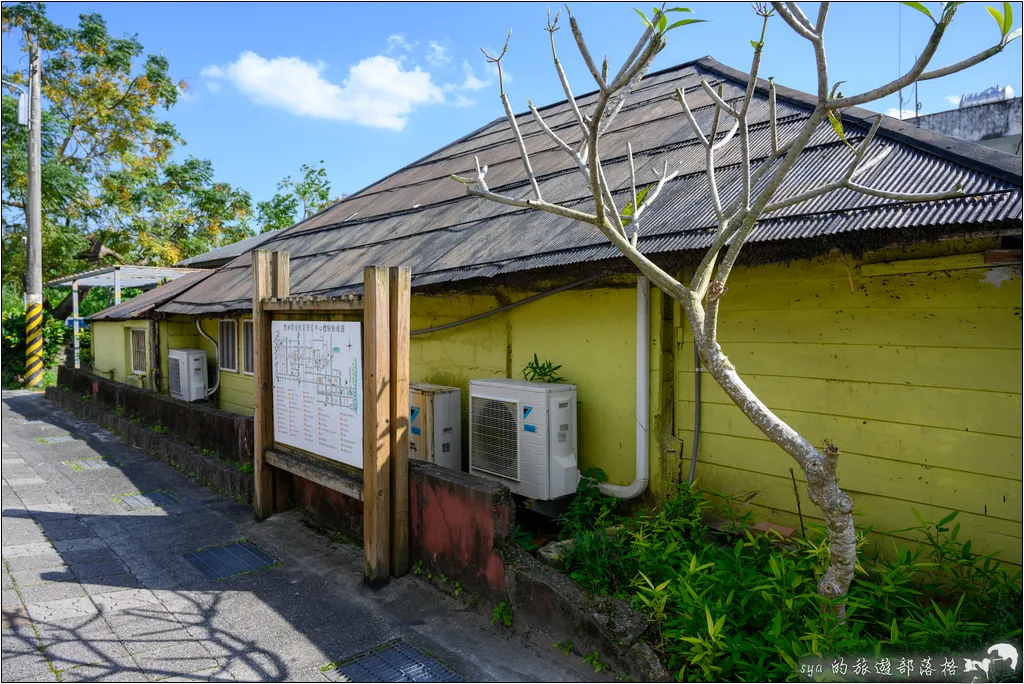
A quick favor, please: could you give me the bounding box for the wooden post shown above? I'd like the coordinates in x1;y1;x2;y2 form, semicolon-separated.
251;250;275;520
389;266;411;576
270;251;292;513
362;265;391;587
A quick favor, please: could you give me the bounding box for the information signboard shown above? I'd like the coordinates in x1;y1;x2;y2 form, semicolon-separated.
271;320;362;467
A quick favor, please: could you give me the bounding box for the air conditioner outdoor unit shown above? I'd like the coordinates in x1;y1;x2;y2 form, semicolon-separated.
168;349;207;402
469;378;579;500
409;383;462;471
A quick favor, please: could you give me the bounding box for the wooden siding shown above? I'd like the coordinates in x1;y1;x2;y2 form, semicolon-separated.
675;249;1023;565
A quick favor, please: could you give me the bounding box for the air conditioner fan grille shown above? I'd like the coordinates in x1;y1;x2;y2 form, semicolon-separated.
470;396;518;481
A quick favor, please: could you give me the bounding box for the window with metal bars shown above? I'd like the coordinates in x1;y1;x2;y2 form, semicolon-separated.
129;329;147;375
241;319;254;375
218;319;238;372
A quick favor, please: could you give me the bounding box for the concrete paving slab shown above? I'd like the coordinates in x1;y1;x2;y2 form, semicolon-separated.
135;642;219;681
18;580;88;605
25;596;99;623
3;390;600;683
10;565;75;588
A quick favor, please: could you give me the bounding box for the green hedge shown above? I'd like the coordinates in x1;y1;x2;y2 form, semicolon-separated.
1;309;69;386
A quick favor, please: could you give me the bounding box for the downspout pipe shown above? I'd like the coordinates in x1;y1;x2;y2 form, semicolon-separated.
195;319;221;398
600;276;650;499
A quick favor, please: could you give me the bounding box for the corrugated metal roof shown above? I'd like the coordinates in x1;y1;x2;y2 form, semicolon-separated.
175;229;285;268
89;270;213;321
149;56;1021;317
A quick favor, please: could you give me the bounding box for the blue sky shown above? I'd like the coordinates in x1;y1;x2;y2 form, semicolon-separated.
3;2;1022;208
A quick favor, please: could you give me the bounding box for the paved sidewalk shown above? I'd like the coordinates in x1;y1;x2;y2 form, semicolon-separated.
1;391;597;682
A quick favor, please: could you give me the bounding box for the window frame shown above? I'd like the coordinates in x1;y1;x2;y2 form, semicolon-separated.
217;319;238;373
241;319;254;376
129;328;147;375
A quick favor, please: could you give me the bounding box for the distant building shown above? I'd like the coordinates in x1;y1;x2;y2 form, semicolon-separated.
911;87;1022;155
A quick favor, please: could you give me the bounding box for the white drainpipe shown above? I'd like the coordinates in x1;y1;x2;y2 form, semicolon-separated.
599;275;650;499
195;319;221;398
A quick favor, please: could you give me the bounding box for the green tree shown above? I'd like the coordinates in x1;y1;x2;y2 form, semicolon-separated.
1;3;251;299
256;160;339;232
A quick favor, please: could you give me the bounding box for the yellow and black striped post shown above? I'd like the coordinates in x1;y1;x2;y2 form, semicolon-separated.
25;297;44;387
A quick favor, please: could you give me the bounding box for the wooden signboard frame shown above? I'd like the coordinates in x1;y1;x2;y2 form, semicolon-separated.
251;250;410;586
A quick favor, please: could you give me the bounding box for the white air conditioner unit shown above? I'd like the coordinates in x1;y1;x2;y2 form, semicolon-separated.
168;349;207;402
409;383;462;471
469;378;579;500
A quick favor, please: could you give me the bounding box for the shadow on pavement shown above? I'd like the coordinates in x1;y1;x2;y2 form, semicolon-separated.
1;393;557;683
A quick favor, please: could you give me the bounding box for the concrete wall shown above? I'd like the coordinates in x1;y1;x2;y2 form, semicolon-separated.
57;365;254;465
673;239;1023;565
912;97;1023;155
409;460;512;603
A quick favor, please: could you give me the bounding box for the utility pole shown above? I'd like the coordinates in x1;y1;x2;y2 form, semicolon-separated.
24;33;43;387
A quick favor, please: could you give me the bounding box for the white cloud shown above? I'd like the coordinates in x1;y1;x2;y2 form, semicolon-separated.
201;51;445;131
426;41;451;67
387;34;417;53
459;61;489;91
945;94;962;106
885;107;917;120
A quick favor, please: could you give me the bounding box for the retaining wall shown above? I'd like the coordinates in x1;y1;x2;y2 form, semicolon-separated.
58;366;253;465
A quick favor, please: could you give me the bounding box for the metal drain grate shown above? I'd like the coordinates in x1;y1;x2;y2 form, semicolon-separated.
185;541;279;580
322;640;463;683
64;458;118;471
111;490;179;511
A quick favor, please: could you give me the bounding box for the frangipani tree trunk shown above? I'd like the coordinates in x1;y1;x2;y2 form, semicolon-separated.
453;2;1020;612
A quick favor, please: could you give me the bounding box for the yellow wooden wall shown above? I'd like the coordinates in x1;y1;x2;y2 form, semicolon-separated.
191;316;254;416
410;279;639;484
673;245;1023;565
89;320;152;387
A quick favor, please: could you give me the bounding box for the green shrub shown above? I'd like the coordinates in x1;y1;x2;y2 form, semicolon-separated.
557;476;1023;682
1;309;68;386
522;353;565;383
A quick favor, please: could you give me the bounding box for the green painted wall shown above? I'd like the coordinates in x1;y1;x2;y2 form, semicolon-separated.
671;246;1023;566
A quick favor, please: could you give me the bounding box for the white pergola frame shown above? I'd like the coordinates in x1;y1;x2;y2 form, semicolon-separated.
44;265;201;369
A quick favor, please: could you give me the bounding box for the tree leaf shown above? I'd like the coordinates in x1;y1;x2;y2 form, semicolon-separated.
1007;26;1023;42
987;5;1005;34
664;7;693;12
666;18;706;30
901;1;935;21
1003;1;1013;34
633;8;654;29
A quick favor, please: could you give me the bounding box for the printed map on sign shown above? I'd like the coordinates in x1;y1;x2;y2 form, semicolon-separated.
271;321;362;468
